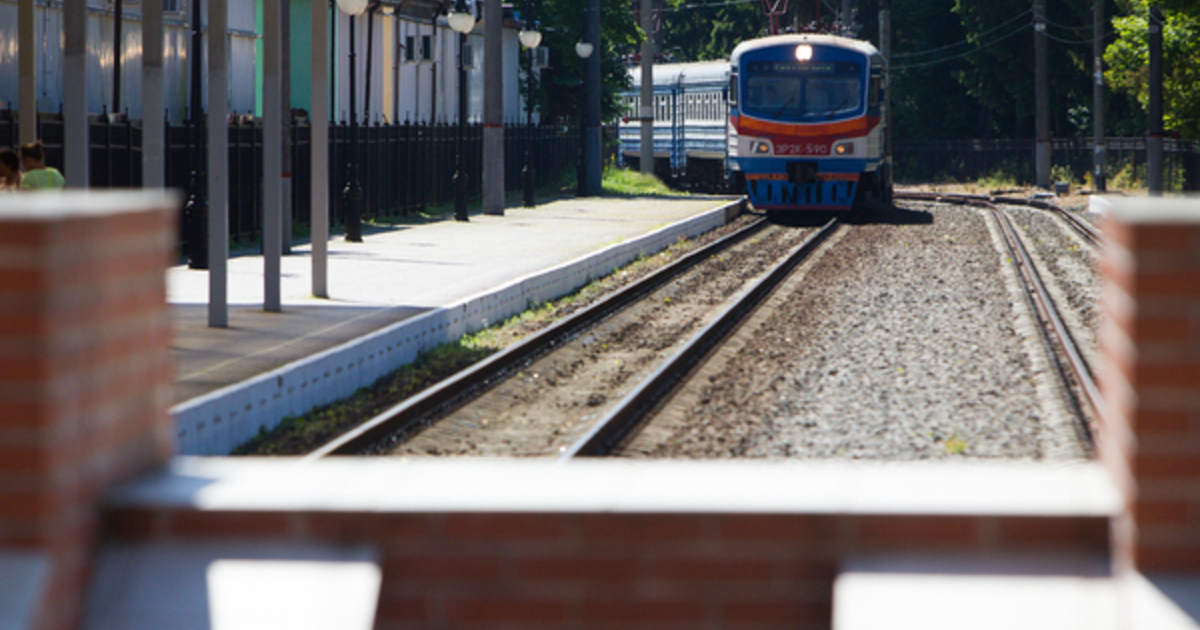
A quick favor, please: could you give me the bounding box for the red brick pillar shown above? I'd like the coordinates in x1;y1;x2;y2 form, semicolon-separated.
0;192;178;630
1098;197;1200;574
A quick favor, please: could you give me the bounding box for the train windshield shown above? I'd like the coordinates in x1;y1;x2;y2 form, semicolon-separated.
742;60;862;122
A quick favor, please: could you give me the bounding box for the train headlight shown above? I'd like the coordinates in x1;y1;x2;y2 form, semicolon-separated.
795;45;813;61
833;142;855;156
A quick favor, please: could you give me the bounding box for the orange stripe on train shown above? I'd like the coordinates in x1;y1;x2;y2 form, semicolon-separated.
734;115;880;138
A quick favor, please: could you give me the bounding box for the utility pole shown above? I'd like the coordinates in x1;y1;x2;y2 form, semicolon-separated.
639;0;653;175
879;0;892;201
282;0;293;253
1093;0;1105;192
1034;0;1050;189
484;0;506;215
18;0;35;146
113;0;123;115
1147;4;1164;196
584;0;602;194
842;0;851;29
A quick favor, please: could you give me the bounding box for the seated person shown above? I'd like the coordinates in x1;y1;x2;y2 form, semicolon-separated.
19;141;65;191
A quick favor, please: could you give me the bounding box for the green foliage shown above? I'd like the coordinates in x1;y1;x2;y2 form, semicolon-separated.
601;167;681;196
1104;1;1200;140
1050;163;1078;185
531;0;640;124
233;340;495;455
976;169;1023;190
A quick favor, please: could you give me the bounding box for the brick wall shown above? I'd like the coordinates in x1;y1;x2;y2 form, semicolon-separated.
0;192;178;630
1099;197;1200;574
102;506;1109;630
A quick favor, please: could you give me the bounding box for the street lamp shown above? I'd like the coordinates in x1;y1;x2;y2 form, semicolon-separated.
575;39;593;197
336;0;367;242
448;0;476;221
186;0;209;268
518;7;541;207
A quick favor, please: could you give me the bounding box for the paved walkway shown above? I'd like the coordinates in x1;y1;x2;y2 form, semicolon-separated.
170;196;736;404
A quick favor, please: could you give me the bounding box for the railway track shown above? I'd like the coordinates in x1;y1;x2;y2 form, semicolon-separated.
562;220;838;459
308;192;1096;461
897;191;1101;449
306;215;840;459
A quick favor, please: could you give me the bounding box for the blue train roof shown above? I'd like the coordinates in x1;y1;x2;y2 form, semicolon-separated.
730;34;882;66
628;60;731;91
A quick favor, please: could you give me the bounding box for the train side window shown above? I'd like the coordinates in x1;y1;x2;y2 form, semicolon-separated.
729;76;738;107
870;74;881;108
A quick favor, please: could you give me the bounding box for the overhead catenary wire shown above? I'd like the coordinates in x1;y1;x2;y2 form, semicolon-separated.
1043;29;1116;46
656;0;758;13
892;8;1031;58
894;22;1031;70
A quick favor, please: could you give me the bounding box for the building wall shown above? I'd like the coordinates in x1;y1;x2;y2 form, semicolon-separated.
0;0;533;129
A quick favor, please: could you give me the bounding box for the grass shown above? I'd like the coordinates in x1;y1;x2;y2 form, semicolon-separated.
600;167;683;197
943;434;970;455
233;230;707;456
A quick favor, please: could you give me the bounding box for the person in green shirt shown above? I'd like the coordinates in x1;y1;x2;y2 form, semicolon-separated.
19;141;65;191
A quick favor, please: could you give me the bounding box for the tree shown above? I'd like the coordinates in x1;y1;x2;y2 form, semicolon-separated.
535;0;641;124
1104;0;1200;139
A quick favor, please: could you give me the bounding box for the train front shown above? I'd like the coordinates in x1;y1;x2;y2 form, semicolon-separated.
728;35;885;212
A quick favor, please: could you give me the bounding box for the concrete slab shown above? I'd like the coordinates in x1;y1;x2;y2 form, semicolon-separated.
108;458;1121;517
170;196;734;405
0;551;49;630
834;553;1118;630
84;542;381;630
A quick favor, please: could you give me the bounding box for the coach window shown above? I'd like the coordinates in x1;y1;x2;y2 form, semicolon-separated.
870;74;881;109
729;76;738;108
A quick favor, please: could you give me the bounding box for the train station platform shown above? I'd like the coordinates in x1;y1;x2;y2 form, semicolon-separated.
168;195;744;455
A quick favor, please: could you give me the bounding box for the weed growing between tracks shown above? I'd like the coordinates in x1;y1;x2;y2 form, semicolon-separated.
233;213;756;456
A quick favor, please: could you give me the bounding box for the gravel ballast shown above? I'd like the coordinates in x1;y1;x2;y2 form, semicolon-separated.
380;222;816;457
621;203;1088;461
1005;205;1100;368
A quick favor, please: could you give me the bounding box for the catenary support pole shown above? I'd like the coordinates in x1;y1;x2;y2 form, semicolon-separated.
114;0;123;114
264;0;283;312
282;0;293;253
18;0;36;146
209;0;230;327
484;0;505;215
143;0;165;188
1092;0;1105;192
879;0;892;200
842;0;851;28
584;0;601;195
1034;0;1050;189
639;0;653;175
312;0;330;297
64;0;89;188
1147;4;1163;196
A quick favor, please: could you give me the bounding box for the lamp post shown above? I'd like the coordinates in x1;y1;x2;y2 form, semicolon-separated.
186;0;208;268
519;10;541;207
336;0;367;242
448;0;476;221
574;39;593;197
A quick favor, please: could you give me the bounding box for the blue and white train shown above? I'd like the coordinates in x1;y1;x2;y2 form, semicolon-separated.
620;33;892;212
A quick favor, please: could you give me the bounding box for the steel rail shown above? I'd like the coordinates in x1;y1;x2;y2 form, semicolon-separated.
901;191;1101;448
990;205;1103;444
992;195;1100;247
896;191;1100;247
305;213;769;459
561;217;841;460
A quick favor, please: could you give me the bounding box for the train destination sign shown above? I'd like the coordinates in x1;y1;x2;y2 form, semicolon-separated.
746;61;860;75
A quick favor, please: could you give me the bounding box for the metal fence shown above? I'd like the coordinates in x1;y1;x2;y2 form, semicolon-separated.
895;137;1200;191
0;110;581;253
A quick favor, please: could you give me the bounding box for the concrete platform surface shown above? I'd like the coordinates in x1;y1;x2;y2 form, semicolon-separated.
170;196;733;405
